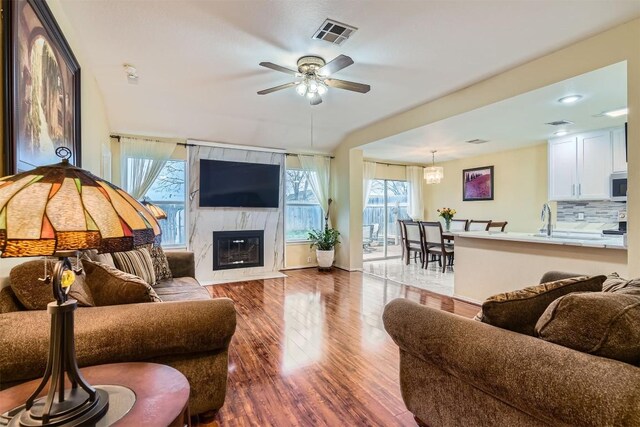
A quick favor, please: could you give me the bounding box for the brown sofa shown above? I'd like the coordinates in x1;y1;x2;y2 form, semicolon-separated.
0;251;236;416
383;272;640;427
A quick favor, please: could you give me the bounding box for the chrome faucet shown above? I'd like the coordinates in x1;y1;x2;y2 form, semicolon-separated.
541;203;552;237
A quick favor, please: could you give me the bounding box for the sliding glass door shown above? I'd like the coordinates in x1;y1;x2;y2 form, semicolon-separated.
363;180;409;260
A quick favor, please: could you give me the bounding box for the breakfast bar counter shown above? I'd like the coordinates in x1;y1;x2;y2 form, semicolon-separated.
452;231;628;303
450;230;626;249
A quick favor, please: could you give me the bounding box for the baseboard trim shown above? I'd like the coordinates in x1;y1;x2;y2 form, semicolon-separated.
452;293;482;306
281;265;318;271
334;264;362;272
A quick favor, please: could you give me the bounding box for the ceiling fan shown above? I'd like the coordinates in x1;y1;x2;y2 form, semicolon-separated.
257;55;371;105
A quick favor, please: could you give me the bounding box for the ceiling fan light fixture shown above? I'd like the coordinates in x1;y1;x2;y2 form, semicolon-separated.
258;54;369;103
296;82;308;96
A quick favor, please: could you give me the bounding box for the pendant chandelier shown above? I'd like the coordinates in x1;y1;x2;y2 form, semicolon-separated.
424;150;444;184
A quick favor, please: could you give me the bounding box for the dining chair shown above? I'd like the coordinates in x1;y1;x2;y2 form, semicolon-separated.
467;220;492;231
362;224;374;253
397;220;407;261
487;221;508;232
449;219;468;232
419;221;454;273
402;221;424;265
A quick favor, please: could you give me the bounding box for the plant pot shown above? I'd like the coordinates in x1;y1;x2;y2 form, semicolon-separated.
316;249;335;269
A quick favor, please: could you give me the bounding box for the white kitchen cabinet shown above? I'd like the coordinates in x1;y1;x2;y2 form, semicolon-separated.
578;130;612;200
548;137;578;200
548;127;615;201
612;126;627;173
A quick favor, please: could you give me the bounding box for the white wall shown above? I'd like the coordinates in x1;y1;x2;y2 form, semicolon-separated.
424;143;548;232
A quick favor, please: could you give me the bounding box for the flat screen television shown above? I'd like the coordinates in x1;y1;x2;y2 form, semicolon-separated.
199;159;280;208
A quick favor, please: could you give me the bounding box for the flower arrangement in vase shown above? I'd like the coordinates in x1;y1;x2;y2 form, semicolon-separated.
437;207;457;231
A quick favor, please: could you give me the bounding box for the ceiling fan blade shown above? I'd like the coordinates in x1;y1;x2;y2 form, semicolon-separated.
325;78;370;93
257;82;297;95
317;54;354;76
309;93;322;106
259;62;298;76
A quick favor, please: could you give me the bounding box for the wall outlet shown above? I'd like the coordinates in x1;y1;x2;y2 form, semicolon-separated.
576;212;585;221
307;256;312;263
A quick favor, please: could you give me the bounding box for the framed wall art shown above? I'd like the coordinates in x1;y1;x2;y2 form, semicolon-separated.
463;166;494;201
3;0;81;174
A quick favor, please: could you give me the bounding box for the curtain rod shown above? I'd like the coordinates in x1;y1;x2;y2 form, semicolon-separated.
110;134;182;144
111;135;334;158
366;160;424;167
285;153;334;159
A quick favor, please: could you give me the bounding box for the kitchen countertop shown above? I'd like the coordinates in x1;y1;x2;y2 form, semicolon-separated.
451;230;626;250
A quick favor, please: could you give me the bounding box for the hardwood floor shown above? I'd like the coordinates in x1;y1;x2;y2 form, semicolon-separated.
198;268;478;426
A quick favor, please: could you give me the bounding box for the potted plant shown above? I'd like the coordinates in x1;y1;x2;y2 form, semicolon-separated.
308;198;340;269
437;207;457;232
308;228;340;269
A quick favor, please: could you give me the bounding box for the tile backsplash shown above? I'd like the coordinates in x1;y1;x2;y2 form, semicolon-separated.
556;201;626;223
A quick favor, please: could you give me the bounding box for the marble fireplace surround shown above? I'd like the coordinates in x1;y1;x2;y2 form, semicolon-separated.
188;144;286;284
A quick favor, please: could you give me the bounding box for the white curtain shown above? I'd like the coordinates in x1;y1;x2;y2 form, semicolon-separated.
363;161;377;211
120;137;177;199
406;165;425;220
298;154;331;226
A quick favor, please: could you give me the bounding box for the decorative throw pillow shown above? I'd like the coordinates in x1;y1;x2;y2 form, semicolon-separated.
148;245;173;283
535;291;640;365
83;260;161;306
10;259;95;310
111;248;156;286
80;249;116;268
475;275;606;335
602;273;640;296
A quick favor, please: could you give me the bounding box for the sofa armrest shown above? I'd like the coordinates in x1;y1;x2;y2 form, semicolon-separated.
0;298;236;385
383;298;640;426
539;270;585;283
165;250;195;279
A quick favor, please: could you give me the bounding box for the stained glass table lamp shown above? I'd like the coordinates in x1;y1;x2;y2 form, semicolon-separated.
0;148;160;427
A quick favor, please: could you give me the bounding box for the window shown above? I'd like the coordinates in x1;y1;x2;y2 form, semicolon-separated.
128;159;186;247
363;179;410;260
285;169;323;241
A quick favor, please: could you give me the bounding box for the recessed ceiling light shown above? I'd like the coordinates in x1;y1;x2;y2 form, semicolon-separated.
558;95;582;104
603;107;628;117
554;130;569;136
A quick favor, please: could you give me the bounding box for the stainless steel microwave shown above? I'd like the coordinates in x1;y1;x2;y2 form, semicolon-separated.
611;172;627;201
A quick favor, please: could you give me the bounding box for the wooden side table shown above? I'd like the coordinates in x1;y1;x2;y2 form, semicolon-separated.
0;362;190;427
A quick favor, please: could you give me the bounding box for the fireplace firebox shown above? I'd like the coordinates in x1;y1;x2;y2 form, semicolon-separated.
212;230;264;270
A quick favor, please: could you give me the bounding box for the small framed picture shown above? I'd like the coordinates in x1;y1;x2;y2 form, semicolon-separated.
463;166;494;201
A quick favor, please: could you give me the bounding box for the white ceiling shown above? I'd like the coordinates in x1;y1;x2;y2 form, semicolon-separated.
59;1;640;153
362;61;628;163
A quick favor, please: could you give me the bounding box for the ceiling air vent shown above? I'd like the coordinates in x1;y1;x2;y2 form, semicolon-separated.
466;139;489;144
545;120;574;126
312;19;357;45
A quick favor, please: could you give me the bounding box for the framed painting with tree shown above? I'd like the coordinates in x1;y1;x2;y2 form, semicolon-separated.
3;0;81;174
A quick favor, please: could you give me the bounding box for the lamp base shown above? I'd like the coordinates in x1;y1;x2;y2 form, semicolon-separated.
7;388;108;427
